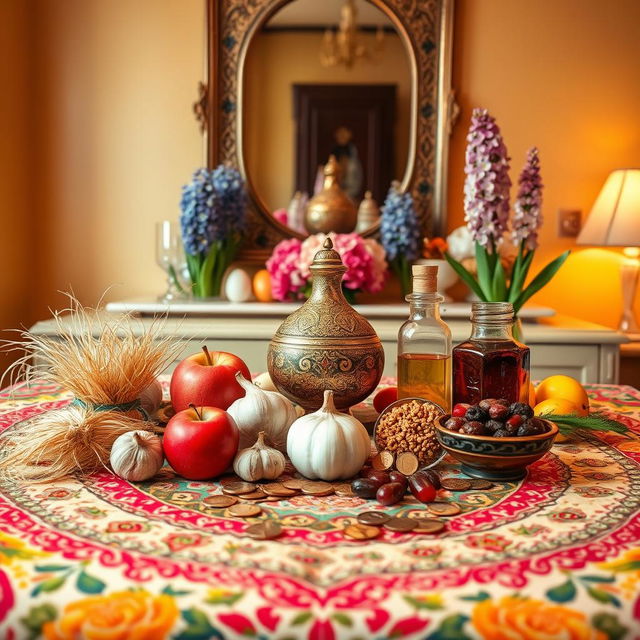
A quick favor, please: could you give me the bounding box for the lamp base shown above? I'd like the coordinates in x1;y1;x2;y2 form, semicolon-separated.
619;248;640;333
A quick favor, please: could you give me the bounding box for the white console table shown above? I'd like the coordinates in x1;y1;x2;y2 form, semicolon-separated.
29;305;626;384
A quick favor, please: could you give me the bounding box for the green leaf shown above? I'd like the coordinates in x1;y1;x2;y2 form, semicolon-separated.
459;591;491;602
601;560;640;573
291;611;313;626
513;250;570;314
76;570;106;594
331;613;353;627
508;247;534;303
444;252;486;300
492;258;508;301
31;575;67;597
175;608;223;640
592;613;628;640
20;604;57;640
403;595;444;610
586;586;621;608
580;575;616;583
475;243;495;299
204;591;243;606
545;579;577;603
186;253;202;294
544;413;628;434
426;614;471;640
162;585;192;596
33;564;70;572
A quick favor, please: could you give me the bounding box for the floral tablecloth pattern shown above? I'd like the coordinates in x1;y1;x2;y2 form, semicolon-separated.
0;382;639;639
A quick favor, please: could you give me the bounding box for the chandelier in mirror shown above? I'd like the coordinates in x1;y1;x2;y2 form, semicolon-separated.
320;0;386;68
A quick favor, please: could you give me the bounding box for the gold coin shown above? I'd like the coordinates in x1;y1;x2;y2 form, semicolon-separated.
413;518;446;534
283;479;306;490
245;520;282;540
222;481;257;495
427;502;461;516
203;495;237;508
228;504;262;518
384;517;417;532
396;452;419;476
334;484;355;497
260;483;298;497
441;478;471;491
357;511;391;526
371;450;394;471
301;481;335;496
239;491;267;501
469;479;493;490
343;524;380;540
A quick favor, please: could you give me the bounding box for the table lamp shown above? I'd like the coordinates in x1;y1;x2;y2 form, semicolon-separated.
577;168;640;333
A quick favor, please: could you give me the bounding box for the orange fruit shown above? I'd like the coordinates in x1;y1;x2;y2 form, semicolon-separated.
528;382;536;406
534;397;585;418
253;269;273;302
535;375;589;416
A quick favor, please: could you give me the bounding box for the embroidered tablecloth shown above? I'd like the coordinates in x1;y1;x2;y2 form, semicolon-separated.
0;382;639;639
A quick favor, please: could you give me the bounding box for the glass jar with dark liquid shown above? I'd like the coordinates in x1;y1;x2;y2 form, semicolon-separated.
452;302;530;405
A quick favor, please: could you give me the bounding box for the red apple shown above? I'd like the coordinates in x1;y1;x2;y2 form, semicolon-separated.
163;405;239;480
170;346;251;412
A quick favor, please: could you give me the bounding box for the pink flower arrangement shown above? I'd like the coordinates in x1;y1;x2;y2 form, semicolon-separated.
267;233;388;301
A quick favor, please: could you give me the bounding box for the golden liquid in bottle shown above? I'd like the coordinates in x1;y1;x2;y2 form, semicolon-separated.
397;353;451;410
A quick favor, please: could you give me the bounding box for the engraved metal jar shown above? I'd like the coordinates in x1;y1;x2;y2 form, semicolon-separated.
268;238;384;411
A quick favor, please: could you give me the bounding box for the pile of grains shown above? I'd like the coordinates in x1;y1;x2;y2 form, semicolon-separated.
374;399;444;463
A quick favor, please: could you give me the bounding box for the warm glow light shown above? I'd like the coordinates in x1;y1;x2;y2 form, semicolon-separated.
577;169;640;247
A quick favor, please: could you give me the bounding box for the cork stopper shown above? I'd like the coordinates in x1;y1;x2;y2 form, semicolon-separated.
412;264;438;294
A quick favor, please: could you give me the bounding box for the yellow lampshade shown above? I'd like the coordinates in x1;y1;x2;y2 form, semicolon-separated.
577;169;640;247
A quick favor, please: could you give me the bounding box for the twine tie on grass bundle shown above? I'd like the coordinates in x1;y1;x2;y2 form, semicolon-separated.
70;397;149;420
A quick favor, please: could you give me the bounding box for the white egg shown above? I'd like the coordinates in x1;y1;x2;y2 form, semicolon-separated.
224;268;254;302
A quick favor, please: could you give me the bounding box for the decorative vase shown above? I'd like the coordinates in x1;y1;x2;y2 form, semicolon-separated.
304;156;358;234
268;238;384;412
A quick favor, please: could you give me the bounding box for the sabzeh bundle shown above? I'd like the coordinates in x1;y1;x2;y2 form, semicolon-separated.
0;295;184;481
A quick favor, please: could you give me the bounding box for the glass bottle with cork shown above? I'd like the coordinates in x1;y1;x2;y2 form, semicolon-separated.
452;301;530;405
397;265;452;410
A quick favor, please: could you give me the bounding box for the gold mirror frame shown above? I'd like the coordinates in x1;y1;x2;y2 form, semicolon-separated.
203;0;456;261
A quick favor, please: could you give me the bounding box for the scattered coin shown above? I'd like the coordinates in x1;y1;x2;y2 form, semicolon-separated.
222;481;257;495
283;479;306;490
372;450;395;471
261;484;298;497
334;483;355;497
357;511;391;526
413;518;446;534
245;520;282;540
228;504;262;518
440;478;472;492
203;495;238;508
384;517;417;532
343;523;380;540
396;452;419;476
239;491;267;501
469;479;493;490
301;481;335;496
427;502;461;517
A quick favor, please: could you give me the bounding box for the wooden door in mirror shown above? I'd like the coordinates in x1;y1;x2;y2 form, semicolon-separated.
203;0;455;261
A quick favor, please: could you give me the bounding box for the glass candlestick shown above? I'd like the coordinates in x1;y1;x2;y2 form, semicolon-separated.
155;221;187;302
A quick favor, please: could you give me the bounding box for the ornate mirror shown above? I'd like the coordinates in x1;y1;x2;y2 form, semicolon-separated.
203;0;455;260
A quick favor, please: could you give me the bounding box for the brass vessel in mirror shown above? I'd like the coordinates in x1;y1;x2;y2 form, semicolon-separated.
268;237;384;411
305;156;358;234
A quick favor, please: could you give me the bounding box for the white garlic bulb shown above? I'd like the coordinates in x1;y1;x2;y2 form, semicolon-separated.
110;430;164;481
233;431;285;482
140;379;163;415
227;372;297;452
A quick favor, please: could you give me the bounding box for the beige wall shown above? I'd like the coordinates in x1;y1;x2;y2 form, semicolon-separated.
1;0;639;336
244;30;411;212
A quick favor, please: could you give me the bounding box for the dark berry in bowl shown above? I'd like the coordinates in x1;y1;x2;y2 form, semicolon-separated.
496;398;511;407
465;406;489;422
488;404;509;420
461;421;486;435
506;414;524;430
479;398;497;411
509;402;534;418
493;429;511;438
485;419;505;433
444;416;466;431
504;420;520;435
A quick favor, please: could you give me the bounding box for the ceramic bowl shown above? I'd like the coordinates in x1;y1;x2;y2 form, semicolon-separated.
435;416;558;480
373;397;446;469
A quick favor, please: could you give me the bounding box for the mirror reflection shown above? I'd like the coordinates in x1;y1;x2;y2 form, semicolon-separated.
243;0;412;235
